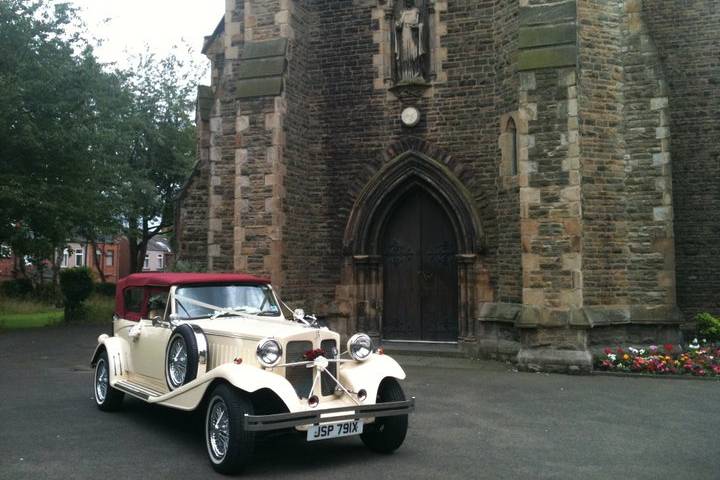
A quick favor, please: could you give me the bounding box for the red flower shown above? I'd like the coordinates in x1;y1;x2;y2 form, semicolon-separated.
303;348;326;361
663;343;674;354
604;347;613;355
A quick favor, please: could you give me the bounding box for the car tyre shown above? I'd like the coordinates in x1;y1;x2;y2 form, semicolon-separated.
205;383;255;474
165;324;200;390
93;351;124;411
360;378;408;453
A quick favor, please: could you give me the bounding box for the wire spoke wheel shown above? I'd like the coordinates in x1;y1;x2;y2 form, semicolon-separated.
94;358;109;403
207;399;230;461
204;385;255;474
93;350;124;411
168;336;188;387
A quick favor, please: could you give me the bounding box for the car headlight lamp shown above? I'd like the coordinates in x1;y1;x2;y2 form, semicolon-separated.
256;338;283;367
347;333;373;362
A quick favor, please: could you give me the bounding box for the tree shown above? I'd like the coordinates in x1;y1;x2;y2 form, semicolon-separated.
0;1;198;279
118;53;198;273
0;1;132;284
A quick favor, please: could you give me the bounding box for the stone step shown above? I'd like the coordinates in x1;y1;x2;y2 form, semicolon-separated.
380;341;466;358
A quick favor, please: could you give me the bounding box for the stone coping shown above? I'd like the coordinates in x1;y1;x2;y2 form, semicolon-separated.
477;303;684;328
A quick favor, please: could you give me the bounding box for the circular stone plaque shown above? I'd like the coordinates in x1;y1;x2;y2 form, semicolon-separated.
401;107;421;127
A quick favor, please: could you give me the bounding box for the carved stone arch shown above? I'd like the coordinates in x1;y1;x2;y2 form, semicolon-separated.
342;150;486;343
343;150;484;256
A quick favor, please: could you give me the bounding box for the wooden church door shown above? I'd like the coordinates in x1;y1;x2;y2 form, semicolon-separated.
381;189;458;341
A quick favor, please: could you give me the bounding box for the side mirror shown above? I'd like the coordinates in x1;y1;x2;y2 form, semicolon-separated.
169;313;181;327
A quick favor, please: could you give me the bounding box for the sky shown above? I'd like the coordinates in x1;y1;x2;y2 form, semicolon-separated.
68;0;225;82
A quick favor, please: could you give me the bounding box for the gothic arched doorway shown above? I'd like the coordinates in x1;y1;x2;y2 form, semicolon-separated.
343;150;487;344
381;188;458;341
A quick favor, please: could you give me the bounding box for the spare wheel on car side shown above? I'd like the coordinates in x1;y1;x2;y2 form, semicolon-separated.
165;323;207;390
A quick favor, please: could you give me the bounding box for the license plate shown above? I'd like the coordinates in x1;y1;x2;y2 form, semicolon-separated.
307;420;363;442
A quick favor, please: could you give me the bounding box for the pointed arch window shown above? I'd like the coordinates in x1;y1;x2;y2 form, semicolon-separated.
507;117;518;176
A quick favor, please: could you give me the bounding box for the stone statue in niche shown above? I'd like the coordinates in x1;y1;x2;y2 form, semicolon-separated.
393;0;429;84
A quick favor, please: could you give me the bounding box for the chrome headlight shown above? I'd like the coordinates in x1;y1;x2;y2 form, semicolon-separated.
347;333;373;361
256;338;283;368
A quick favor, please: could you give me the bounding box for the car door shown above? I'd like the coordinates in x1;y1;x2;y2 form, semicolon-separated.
130;287;172;383
114;286;172;386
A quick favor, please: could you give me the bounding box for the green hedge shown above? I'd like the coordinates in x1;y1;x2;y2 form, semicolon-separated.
59;267;94;321
95;282;116;297
0;278;34;298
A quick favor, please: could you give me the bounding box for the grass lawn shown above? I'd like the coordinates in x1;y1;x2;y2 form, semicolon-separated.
0;295;114;330
0;298;63;329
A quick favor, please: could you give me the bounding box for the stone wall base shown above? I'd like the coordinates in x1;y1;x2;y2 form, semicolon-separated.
468;321;521;361
517;347;593;374
587;324;684;358
515;325;592;373
327;301;685;374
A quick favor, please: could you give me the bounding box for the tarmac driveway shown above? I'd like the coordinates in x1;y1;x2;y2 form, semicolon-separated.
0;325;718;479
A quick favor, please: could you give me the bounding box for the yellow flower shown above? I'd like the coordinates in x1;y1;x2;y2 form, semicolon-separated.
623;354;630;361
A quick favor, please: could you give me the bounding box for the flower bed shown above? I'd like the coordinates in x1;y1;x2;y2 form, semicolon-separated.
596;341;720;377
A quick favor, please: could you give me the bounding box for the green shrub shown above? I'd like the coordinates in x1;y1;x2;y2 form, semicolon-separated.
33;283;61;304
169;259;205;273
59;267;94;321
696;312;720;343
0;278;34;298
75;294;115;324
95;282;116;297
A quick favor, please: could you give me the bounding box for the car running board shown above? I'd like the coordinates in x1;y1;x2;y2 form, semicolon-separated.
114;380;165;400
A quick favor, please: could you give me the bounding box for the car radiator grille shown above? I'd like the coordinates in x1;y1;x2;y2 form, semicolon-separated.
285;341;313;398
284;340;339;398
321;339;338;397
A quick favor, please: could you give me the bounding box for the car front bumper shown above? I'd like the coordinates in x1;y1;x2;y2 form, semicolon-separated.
243;398;415;432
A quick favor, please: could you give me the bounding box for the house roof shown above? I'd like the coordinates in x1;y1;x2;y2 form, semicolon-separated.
147;236;172;254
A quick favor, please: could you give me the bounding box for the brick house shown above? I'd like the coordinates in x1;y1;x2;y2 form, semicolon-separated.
61;239;125;283
177;0;720;371
142;236;172;273
0;257;15;282
61;235;172;282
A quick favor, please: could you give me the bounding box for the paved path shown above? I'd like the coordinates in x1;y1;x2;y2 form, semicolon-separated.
0;325;718;479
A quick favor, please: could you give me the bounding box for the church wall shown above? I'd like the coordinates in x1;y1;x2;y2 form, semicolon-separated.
494;0;522;304
177;0;719;370
577;0;628;307
620;1;675;309
575;0;679;313
176;138;211;270
281;1;332;308
311;0;502;319
643;1;720;323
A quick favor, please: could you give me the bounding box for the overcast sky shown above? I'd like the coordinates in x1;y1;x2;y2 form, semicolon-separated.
68;0;225;82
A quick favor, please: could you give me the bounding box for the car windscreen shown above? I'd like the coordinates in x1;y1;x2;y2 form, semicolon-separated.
174;284;280;319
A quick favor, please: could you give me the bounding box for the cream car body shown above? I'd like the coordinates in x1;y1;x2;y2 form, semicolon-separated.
91;273;414;474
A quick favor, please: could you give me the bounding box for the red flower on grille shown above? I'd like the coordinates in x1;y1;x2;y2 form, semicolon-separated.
303;349;326;361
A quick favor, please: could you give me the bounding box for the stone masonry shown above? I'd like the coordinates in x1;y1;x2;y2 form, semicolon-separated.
177;0;720;372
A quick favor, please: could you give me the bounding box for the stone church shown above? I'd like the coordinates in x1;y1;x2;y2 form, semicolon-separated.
177;0;720;372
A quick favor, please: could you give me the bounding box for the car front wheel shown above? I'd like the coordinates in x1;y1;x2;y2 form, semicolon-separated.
360;378;408;453
205;384;255;474
93;351;124;411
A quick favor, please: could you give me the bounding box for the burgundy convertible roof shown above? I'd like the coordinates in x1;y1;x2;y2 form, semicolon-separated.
118;272;271;290
115;273;272;318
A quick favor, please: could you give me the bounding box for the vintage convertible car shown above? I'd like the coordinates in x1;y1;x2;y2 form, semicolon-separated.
91;273;414;474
